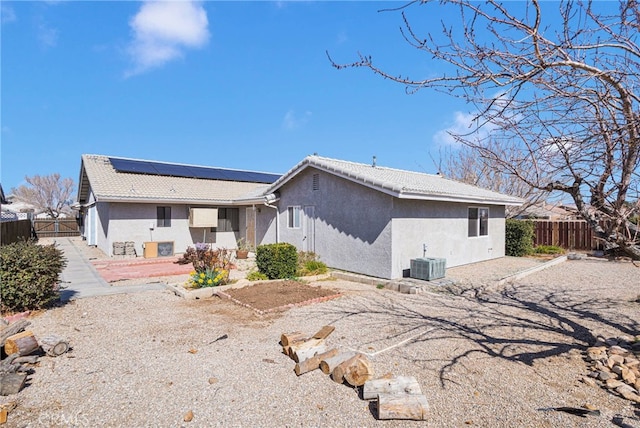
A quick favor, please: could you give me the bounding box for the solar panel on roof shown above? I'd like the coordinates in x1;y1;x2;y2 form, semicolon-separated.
109;157;280;184
152;163;193;178
109;158;159;174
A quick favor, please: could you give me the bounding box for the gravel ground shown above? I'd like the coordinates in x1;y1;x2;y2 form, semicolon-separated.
2;257;639;427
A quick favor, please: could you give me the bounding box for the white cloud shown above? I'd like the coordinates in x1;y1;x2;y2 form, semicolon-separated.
126;1;209;77
282;110;312;130
38;23;58;48
1;5;16;24
433;111;488;146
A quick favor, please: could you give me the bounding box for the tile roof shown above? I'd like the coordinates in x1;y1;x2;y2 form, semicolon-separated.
267;155;524;205
78;155;277;205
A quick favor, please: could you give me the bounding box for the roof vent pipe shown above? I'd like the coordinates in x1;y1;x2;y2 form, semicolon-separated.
372;156;377;167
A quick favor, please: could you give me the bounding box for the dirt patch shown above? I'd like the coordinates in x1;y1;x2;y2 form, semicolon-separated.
222;280;340;312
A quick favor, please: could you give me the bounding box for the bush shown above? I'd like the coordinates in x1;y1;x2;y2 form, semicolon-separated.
534;245;565;255
505;219;534;257
246;270;269;281
0;240;67;312
296;251;328;276
255;243;298;279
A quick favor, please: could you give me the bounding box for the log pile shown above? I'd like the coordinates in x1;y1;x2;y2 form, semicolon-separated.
0;318;70;396
281;326;429;420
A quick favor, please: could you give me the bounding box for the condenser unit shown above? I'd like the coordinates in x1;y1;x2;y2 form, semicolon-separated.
410;258;447;281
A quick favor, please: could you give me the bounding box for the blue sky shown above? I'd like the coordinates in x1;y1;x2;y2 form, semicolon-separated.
1;1;472;193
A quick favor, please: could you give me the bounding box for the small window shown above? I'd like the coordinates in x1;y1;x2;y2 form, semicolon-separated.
468;207;489;237
157;206;171;227
214;208;239;232
288;206;301;228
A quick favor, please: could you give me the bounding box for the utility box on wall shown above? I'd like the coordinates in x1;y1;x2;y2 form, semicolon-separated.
410;258;447;281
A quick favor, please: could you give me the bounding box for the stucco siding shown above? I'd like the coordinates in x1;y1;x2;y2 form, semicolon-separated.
391;200;506;277
273;168;394;279
104;203;242;256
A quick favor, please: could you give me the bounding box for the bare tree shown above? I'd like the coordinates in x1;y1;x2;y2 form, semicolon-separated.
11;174;75;219
330;0;640;259
436;145;548;218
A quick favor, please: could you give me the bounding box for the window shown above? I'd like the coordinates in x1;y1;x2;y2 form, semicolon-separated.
468;207;489;237
157;206;171;227
288;206;301;228
213;208;239;232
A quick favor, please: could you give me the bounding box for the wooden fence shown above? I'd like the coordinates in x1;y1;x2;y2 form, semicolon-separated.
33;219;80;238
532;220;601;251
1;219;34;245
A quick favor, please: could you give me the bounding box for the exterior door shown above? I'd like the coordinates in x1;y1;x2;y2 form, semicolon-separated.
245;207;256;249
87;206;97;246
302;205;315;253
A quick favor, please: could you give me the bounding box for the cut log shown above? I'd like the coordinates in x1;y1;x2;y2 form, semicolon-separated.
0;373;27;396
39;335;70;357
287;338;325;360
294;348;339;376
312;325;335;340
320;351;356;375
0;320;30;347
377;393;429;420
280;332;307;347
363;376;422;400
331;354;367;383
342;354;374;387
292;344;328;363
3;331;38;357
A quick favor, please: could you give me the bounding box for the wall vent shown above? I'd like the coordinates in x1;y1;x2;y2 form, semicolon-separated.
312;173;320;191
410;258;446;281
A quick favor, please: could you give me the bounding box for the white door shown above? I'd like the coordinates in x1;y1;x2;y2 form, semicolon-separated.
302;206;315;253
87;206;97;246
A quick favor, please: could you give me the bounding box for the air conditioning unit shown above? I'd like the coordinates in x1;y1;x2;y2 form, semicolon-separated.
410;258;447;281
189;208;218;228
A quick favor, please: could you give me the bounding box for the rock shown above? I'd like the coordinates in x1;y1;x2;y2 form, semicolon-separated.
580;376;597;386
598;371;615;381
620;391;640;404
616;384;636;395
611;365;626;376
184;410;194;422
635;379;640;391
607;355;625;368
605;338;619;346
606;379;625;389
208;377;218;384
622;368;636;384
583;404;598;411
625;357;639;367
608;345;629;356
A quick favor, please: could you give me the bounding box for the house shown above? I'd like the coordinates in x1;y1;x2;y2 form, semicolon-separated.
76;154;280;257
256;156;523;279
516;202;580;220
76;154;523;279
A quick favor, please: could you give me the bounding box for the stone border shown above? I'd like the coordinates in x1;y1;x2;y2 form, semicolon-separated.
495;255;567;286
165;274;334;301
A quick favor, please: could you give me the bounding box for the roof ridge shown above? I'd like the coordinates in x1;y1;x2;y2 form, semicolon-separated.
309;155;441;178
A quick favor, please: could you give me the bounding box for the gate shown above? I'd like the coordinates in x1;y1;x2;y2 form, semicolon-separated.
33;218;80;238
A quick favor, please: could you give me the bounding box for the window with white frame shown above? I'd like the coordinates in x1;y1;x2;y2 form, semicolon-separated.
468;207;489;237
287;206;301;228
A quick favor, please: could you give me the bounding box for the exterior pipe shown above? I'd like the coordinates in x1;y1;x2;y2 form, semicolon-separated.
264;194;280;243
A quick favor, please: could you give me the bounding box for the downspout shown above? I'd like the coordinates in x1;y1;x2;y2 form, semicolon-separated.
264;193;280;243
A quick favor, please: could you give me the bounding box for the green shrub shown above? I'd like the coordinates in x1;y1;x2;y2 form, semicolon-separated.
0;240;67;312
246;270;269;281
534;245;565;255
255;243;298;279
296;251;328;276
505;219;534;257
